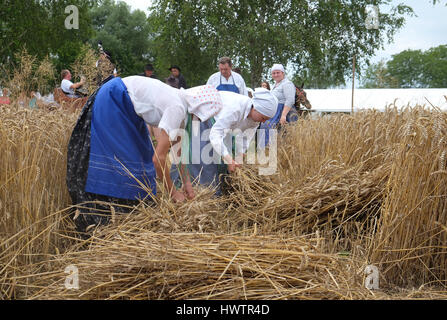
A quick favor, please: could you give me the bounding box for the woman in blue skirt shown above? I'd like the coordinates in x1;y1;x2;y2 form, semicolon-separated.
66;77;222;234
259;64;298;148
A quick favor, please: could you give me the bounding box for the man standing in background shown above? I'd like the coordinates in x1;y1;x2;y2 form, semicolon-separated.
165;65;187;89
140;64;158;79
206;57;247;96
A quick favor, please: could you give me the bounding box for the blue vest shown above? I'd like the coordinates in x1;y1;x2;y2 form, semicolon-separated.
85;77;156;200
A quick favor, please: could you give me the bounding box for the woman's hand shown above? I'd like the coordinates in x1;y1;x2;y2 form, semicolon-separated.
279;115;287;125
280;106;291;125
228;159;241;173
184;184;196;200
223;154;241;173
171;189;186;203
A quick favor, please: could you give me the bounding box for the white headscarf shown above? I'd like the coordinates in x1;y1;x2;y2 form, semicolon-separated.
271;63;285;73
179;85;223;121
252;88;278;118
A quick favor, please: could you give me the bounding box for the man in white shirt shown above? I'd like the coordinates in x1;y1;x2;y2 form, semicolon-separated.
60;69;85;98
206;57;248;96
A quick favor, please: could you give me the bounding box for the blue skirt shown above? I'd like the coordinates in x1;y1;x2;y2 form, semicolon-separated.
84;77;156;200
258;103;298;147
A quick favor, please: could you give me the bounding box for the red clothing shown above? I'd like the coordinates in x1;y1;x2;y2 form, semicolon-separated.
0;97;10;105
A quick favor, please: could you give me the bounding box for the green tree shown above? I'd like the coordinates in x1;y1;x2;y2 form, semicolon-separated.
362;45;447;88
0;0;94;73
147;0;221;86
361;59;399;88
386;49;426;88
89;0;153;76
423;45;447;88
148;0;413;88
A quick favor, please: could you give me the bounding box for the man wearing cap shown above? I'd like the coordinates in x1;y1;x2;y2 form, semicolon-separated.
139;64;158;79
66;76;222;234
259;63;297;147
166;65;187;89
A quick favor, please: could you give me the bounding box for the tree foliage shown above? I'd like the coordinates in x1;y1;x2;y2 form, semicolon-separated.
361;45;447;88
89;0;153;76
148;0;413;88
0;0;94;73
361;59;398;88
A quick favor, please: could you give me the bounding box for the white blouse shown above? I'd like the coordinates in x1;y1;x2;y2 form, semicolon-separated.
122;76;186;141
271;78;296;107
209;91;258;158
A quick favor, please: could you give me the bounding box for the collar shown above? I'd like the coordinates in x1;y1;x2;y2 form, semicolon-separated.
221;72;232;81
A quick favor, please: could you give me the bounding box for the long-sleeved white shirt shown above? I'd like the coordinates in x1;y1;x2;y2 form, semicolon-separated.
206;71;248;96
209;91;258;158
271;78;296;107
122;76;186;141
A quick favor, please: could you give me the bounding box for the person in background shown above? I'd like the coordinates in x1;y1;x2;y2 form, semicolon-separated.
206;57;248;95
140;64;158;79
0;88;10;105
171;57;249;192
60;69;85;98
261;81;271;90
165;65;187;89
66;76;222;234
259;64;297;147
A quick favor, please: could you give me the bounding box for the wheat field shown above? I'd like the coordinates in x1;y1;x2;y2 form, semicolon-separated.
1;100;447;299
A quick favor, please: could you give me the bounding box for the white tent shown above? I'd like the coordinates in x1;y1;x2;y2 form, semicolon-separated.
303;88;447;113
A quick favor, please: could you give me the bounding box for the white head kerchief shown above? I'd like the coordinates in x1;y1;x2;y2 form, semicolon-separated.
271;63;285;73
252;88;278;118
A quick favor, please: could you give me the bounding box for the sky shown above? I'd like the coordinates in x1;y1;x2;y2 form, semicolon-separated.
372;0;447;63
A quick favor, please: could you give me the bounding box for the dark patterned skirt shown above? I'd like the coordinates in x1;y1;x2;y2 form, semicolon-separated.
66;79;143;235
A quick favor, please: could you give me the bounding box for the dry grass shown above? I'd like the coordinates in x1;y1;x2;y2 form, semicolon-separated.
4;49;55;99
1;102;447;299
0;104;78;298
70;44;100;96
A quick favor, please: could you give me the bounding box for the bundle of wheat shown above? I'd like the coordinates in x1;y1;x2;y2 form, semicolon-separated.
24;231;378;300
